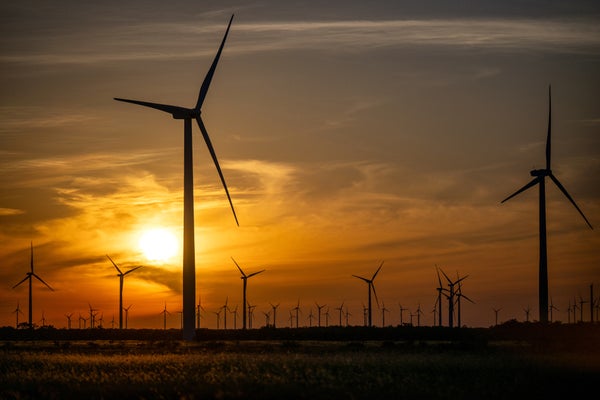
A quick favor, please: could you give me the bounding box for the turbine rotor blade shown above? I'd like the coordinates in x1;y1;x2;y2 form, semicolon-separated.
124;266;143;276
247;269;265;278
12;275;30;289
501;177;539;203
196;116;239;226
32;273;54;291
438;267;451;284
372;261;384;280
435;264;443;287
195;14;234;110
114;98;188;116
106;255;123;275
549;173;593;229
371;283;380;308
546;85;552;170
352;274;370;283
231;257;246;277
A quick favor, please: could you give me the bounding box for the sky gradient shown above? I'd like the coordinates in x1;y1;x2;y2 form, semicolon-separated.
1;0;599;329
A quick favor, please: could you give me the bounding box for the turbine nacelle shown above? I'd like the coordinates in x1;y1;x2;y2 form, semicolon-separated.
530;169;550;177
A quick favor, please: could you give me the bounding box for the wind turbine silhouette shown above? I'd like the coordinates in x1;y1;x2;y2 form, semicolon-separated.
352;261;384;327
12;243;54;328
65;313;73;329
160;303;170;330
501;86;593;323
124;304;132;329
269;302;280;328
315;302;326;327
455;278;474;328
107;255;141;330
13;302;23;329
232;257;265;330
115;15;238;341
335;301;345;326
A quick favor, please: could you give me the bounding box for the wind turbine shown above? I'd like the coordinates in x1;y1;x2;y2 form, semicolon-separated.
123;304;132;329
335;301;345;327
293;300;301;329
455;279;474;328
88;303;99;329
12;242;54;328
352;261;384;327
115;15;238;341
232;257;265;330
381;302;389;327
65;313;73;329
434;265;449;327
492;308;502;325
107;255;141;330
398;303;407;326
269;302;280;328
160;303;170;330
13;302;23;329
439;267;467;328
196;296;205;329
222;297;229;329
315;302;326;327
549;297;559;323
501;86;593;323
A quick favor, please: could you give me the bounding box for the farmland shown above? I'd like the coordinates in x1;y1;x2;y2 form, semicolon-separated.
1;324;599;399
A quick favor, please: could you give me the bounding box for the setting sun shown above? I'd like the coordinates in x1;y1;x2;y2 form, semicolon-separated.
138;228;178;262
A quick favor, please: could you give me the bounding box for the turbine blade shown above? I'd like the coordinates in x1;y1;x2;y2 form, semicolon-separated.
352;274;369;283
462;294;475;304
114;98;188;116
32;273;54;291
247;269;265;278
106;255;123;275
30;242;34;273
372;261;384;280
438;267;451;284
196;116;239;226
124;266;143;276
546;85;552;170
435;264;443;287
501;177;539;203
12;275;29;289
195;14;234;110
231;257;246;277
371;283;380;308
549;174;593;229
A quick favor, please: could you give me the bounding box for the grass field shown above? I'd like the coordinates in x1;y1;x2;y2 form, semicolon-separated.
1;338;598;400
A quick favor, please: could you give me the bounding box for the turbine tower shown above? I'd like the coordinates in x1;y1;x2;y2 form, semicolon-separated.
231;257;265;330
12;242;54;328
352;261;384;327
114;15;238;340
501;86;593;323
107;255;141;330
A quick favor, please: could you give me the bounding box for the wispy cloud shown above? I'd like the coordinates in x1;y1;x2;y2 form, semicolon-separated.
2;18;599;65
0;207;24;216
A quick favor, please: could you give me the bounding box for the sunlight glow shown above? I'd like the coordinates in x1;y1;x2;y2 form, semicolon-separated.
138;228;178;262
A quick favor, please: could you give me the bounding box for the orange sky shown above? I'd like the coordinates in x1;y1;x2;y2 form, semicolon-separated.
1;1;599;329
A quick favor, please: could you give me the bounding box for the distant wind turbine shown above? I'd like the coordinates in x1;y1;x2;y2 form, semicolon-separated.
232;257;265;330
269;302;280;328
13;302;23;329
107;255;141;330
160;303;170;330
115;15;238;341
439;267;467;328
352;261;384;327
65;313;73;330
335;301;345;327
315;302;326;327
455;278;474;328
12;242;54;328
124;304;132;329
501;86;593;323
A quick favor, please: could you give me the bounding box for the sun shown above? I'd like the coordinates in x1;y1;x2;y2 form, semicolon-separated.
138;228;178;262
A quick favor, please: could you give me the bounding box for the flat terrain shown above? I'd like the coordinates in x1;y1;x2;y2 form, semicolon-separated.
1;324;599;399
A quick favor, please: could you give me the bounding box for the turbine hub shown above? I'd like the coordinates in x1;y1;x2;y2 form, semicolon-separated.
530;169;549;177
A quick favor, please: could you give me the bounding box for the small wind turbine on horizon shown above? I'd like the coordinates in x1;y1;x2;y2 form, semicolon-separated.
124;304;132;329
438;267;467;328
455;275;474;328
335;301;345;327
232;257;265;330
269;302;280;328
315;302;326;328
160;303;170;330
492;307;502;326
352;261;384;327
65;313;73;329
107;255;141;330
12;242;54;328
13;302;23;329
114;15;239;341
501;86;593;323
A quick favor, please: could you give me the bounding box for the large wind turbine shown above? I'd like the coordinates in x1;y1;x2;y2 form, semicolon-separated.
501;86;593;323
12;242;54;328
107;255;141;330
352;261;384;327
231;257;265;330
114;15;238;340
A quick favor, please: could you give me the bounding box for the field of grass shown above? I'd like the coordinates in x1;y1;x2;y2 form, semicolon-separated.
1;339;598;399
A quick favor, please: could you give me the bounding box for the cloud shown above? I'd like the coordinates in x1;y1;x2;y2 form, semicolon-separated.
0;208;24;216
2;18;599;66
